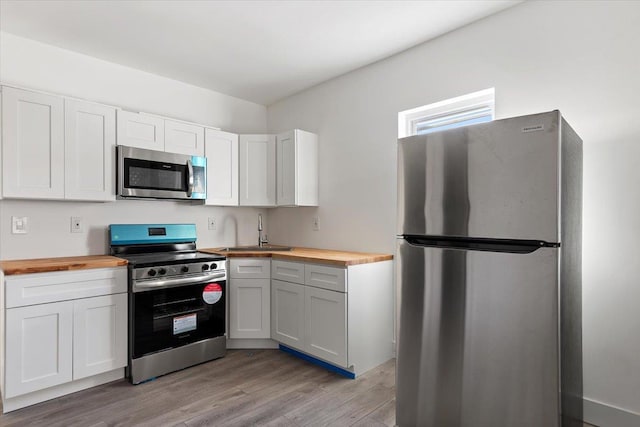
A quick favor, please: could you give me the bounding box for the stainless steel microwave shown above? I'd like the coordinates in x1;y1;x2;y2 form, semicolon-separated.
117;146;206;200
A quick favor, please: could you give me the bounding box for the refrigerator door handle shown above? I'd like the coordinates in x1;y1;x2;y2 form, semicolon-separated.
401;234;559;254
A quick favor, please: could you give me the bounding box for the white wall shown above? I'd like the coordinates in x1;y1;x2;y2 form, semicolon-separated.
267;1;640;424
0;33;269;259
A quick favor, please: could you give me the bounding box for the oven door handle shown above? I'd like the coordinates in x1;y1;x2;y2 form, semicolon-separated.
133;272;226;292
186;159;194;197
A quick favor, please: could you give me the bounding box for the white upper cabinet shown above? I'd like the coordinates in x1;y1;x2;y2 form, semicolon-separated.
239;134;276;206
116;110;165;151
2;86;65;199
276;129;318;206
165;119;205;156
64;99;116;201
205;128;239;206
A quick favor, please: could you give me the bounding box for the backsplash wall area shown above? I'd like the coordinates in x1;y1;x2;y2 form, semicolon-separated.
0;199;266;260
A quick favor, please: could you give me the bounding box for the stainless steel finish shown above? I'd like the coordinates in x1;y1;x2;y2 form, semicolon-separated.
396;240;560;427
395;111;583;426
117;145;200;200
559;118;584;425
258;213;264;247
218;246;293;252
186;159;194;197
132;272;226;292
130;336;226;384
132;260;225;281
397;111;561;243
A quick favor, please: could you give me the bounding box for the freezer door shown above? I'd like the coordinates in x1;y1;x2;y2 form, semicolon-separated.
396;239;560;427
398;111;560;242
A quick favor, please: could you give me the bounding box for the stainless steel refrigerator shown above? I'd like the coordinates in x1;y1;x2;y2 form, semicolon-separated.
396;111;583;427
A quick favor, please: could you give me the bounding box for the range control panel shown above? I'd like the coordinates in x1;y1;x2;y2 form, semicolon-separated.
133;261;226;281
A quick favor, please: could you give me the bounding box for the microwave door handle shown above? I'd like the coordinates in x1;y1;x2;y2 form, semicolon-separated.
186;159;194;197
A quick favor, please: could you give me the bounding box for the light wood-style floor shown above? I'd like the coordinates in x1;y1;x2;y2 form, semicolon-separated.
0;349;395;426
0;349;597;427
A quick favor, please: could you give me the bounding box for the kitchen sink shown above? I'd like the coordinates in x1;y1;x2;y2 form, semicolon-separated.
218;246;293;252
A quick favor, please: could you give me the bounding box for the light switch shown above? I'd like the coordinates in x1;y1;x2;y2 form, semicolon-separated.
12;216;28;234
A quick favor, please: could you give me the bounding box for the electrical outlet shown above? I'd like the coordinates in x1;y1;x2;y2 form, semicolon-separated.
312;216;320;231
208;217;217;230
12;216;28;234
71;217;83;233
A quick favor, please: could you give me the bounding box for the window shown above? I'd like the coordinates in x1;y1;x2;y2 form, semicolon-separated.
398;88;495;138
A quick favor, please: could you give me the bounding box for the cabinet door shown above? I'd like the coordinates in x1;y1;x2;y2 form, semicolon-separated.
2;86;65;199
73;293;128;380
205;128;239;206
65;99;116;201
276;130;296;206
276;129;318;207
239;134;276;206
5;301;74;398
165;119;204;156
116;110;165;151
229;278;270;339
271;279;305;350
304;286;347;367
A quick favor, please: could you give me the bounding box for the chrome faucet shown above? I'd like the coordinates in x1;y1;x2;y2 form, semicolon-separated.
258;213;264;247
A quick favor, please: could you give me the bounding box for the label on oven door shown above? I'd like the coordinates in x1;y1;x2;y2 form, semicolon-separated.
173;313;197;335
203;283;223;304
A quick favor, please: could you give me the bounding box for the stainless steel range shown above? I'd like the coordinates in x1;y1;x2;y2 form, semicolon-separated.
109;223;226;384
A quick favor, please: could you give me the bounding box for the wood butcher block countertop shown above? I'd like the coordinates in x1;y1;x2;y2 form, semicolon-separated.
0;255;128;276
199;246;393;267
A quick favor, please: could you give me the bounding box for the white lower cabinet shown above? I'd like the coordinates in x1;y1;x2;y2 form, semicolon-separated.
270;259;393;376
229;278;270;339
228;259;271;340
5;301;74;398
1;267;127;412
304;286;347;366
271;279;305;349
73;294;127;380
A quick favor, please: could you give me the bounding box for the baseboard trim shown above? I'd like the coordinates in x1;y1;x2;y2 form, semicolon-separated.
2;368;124;413
225;338;279;349
584;398;640;427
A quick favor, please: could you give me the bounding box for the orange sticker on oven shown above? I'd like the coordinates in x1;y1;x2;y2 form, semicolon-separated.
203;283;222;304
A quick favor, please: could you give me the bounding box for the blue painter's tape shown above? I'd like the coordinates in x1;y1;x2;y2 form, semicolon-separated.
279;344;356;379
109;224;197;245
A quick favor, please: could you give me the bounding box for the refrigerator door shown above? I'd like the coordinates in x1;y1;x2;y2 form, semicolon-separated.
397;111;561;243
396;239;560;427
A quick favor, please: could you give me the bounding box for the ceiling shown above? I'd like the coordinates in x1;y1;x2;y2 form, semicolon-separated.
0;0;521;105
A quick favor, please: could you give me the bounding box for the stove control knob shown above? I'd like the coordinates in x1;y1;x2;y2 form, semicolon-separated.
181;266;189;273
148;269;157;277
158;268;167;275
210;263;217;270
202;264;210;271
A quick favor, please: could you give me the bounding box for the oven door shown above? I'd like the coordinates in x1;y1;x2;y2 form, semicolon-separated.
132;279;225;359
117;145;206;200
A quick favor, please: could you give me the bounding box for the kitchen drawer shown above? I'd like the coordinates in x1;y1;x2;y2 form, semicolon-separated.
5;267;127;308
305;264;347;293
229;258;271;279
272;260;305;284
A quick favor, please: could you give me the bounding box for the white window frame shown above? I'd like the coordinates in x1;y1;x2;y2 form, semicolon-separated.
398;88;495;138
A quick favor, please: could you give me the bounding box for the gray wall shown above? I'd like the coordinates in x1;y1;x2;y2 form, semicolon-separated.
266;1;640;424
